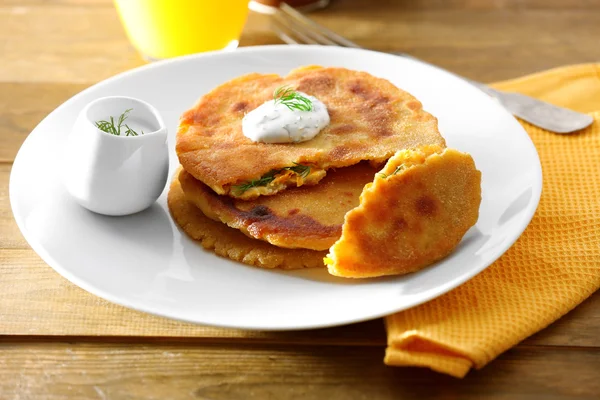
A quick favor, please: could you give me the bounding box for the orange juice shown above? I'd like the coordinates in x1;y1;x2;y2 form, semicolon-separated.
114;0;250;59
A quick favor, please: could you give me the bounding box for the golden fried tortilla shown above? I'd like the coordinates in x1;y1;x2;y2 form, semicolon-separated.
178;162;379;251
325;146;481;278
168;176;326;270
176;66;446;200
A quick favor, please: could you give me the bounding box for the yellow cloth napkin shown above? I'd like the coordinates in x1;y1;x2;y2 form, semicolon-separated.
384;64;600;378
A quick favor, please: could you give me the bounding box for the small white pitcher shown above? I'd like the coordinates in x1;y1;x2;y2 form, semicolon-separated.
64;96;169;216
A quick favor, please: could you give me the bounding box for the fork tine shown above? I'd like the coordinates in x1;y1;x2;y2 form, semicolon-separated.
271;19;301;45
272;13;337;46
272;12;324;45
279;3;361;48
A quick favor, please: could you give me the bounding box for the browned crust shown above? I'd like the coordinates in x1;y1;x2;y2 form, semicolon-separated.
167;175;326;270
176;66;446;198
178;162;379;250
327;147;481;278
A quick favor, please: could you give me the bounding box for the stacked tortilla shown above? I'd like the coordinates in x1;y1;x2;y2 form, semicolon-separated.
169;66;481;277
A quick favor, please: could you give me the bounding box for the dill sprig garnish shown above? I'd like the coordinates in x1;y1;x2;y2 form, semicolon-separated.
232;163;312;195
284;162;311;178
232;171;278;195
378;165;404;179
95;108;143;136
273;86;313;112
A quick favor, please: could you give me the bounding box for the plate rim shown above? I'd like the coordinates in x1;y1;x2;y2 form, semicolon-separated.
9;45;543;330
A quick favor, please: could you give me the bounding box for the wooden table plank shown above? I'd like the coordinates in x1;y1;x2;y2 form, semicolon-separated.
2;0;600;396
2;3;600;84
0;83;89;163
0;165;25;249
0;342;599;399
0;250;386;344
0;4;142;84
1;246;599;347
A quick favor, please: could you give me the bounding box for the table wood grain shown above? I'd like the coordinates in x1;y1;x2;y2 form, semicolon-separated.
2;0;600;398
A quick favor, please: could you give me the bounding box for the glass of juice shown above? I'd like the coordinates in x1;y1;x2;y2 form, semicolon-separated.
114;0;250;60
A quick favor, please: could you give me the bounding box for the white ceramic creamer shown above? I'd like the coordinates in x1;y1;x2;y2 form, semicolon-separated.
63;96;169;216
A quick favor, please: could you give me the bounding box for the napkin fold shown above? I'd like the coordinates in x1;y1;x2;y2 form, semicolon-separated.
384;64;600;378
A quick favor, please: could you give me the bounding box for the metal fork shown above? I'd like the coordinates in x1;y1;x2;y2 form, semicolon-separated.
262;2;593;134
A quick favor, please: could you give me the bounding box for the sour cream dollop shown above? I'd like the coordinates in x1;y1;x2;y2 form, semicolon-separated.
242;93;330;144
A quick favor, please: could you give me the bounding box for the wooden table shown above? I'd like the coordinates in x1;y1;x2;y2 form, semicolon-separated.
2;1;600;398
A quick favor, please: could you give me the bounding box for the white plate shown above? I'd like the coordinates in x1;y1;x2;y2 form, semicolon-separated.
10;46;542;330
